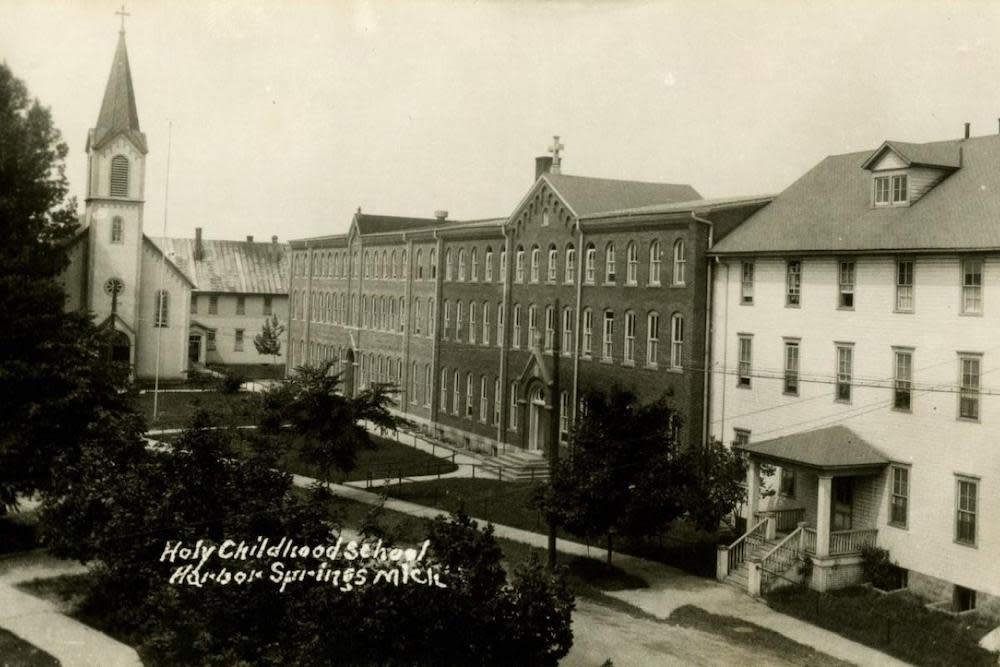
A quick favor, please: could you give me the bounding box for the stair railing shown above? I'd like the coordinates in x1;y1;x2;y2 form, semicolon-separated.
758;525;804;594
722;517;768;576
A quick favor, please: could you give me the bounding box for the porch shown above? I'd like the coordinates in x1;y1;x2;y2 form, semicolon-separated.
717;425;890;596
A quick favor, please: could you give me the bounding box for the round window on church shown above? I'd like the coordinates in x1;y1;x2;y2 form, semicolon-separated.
104;278;125;296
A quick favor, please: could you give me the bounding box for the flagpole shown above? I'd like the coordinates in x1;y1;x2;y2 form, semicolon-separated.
152;120;173;421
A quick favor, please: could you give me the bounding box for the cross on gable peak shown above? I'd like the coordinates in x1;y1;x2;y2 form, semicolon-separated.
548;135;564;173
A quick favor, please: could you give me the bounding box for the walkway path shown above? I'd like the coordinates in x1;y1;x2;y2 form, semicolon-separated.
309;475;910;667
0;553;141;667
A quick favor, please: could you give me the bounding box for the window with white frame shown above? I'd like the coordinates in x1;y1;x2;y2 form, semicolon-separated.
741;261;754;304
734;429;750;448
585;245;596;283
962;258;983;314
959;354;981;420
839;261;855;308
893;259;914;312
452;370;460;415
530;246;540;282
649;240;661;285
430;248;437;279
874;174;908;206
779;468;796;497
670;313;683;369
560;391;569;442
516;247;525;282
411;361;419;403
414;298;422;335
485;248;493;282
565;245;575;283
443;300;451;338
956;476;978;546
458;249;466;281
424;365;432;406
582;308;593;356
428;298;435;336
471;248;478;281
624;311;636;364
469;301;477;344
892;349;913;412
399;297;406;333
154;290;169;327
480;376;488;422
416;249;423;279
528;304;538;348
497;303;503;348
784;340;800;395
605;243;616;283
602;311;614;360
738;335;753;387
545;306;555;352
493;378;501;425
890;466;909;527
786;260;802;306
456;301;464;340
512;304;521;348
562;307;573;354
646;312;659;366
836;344;853;402
440;368;449;412
547;246;557;282
626;242;638;284
672;240;686;285
465;373;474;418
499;248;506;280
509;381;518;430
445;249;453;281
235;328;244;351
482;302;490;345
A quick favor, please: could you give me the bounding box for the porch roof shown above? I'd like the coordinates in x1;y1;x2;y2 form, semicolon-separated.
736;425;889;475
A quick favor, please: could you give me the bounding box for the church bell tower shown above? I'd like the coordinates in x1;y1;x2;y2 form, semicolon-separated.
84;27;148;349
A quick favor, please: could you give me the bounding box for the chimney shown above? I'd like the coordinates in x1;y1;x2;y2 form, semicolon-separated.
535;156;553;181
965;122;971;139
246;235;254;242
272;235;278;244
434;210;448;221
194;227;204;260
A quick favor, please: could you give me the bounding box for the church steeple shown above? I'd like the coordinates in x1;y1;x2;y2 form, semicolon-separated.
90;31;147;154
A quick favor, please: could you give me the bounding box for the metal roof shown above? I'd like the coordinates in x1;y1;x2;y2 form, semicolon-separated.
735;425;889;472
152;237;289;294
543;173;701;217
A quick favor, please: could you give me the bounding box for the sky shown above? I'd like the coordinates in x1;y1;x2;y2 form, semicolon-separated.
4;1;1000;242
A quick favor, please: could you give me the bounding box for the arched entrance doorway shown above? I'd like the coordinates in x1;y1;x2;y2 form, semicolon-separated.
528;386;547;452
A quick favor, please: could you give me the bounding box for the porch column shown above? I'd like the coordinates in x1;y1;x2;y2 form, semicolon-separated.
816;475;832;557
746;459;760;523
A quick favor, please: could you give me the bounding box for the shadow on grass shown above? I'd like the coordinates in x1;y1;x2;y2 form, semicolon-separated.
0;628;60;667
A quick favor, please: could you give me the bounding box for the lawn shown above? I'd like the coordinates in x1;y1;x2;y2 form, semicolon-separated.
379;477;732;576
133;390;257;429
0;628;60;667
767;585;998;666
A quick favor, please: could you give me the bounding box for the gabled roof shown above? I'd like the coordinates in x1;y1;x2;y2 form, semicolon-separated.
355;213;462;235
861;140;961;170
152;237;289;294
580;194;775;221
143;236;196;288
543;173;701;217
90;32;147;154
711;134;1000;254
735;425;889;473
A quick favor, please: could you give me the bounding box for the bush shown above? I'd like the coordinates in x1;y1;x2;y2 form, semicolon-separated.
861;545;906;591
218;368;244;394
767;585;996;666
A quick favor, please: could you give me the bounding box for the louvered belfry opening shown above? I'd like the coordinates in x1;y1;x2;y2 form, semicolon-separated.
110;155;130;197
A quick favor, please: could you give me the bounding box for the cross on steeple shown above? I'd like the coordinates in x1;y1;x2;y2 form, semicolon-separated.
548;135;564;174
115;3;130;33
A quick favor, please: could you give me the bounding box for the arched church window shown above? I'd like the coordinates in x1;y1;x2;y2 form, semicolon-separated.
110;155;130;197
111;216;124;244
154;290;169;327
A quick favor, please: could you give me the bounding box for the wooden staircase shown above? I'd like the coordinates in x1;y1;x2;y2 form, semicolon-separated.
722;535;784;592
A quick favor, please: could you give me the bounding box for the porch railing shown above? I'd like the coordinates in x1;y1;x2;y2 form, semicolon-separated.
754;507;806;534
723;517;768;575
802;527;877;556
759;525;804;594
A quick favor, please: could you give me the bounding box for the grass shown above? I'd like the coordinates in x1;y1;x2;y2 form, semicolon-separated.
767;584;998;666
379;478;732;576
0;628;60;666
134;390;257;429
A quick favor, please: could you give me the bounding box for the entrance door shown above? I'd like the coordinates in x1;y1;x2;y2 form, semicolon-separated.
528;388;546;452
188;334;202;363
831;477;853;531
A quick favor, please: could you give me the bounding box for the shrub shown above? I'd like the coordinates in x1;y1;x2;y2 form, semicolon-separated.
861;545;906;591
218;368;244;394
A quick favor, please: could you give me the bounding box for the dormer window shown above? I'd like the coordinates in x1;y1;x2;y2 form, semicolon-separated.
874;174;907;206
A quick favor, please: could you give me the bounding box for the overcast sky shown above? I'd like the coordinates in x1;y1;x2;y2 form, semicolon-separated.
4;1;1000;241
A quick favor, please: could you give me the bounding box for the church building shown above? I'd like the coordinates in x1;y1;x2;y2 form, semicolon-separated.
58;29;290;380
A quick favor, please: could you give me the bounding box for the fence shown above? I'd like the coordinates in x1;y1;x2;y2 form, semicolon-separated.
361;460;546;489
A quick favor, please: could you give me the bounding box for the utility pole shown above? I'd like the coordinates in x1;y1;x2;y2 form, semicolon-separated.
547;297;561;570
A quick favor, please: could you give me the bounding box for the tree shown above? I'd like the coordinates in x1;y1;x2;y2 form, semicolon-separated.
672;437;747;532
259;360;398;487
253;313;285;364
535;386;686;563
43;413;574;666
0;62;132;511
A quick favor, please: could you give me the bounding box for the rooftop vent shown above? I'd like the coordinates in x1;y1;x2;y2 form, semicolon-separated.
434;210;448;220
246;235;254;242
194;227;204;260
